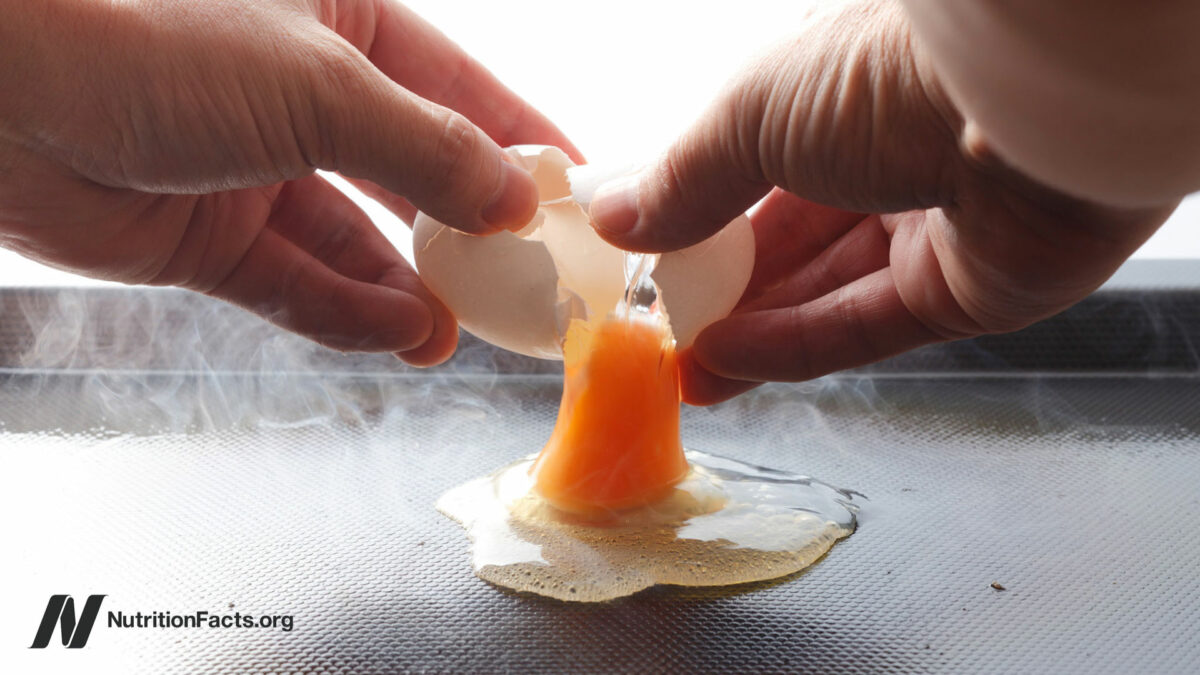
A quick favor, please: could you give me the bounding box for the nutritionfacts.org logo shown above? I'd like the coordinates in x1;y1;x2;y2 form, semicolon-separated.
30;595;107;649
30;594;294;649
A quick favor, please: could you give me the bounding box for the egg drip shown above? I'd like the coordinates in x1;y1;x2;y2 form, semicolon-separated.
437;247;859;602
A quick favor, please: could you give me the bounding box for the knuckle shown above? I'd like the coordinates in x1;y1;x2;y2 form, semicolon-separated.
428;110;486;198
498;99;535;145
302;39;378;170
831;285;878;356
960;293;1042;336
652;146;712;247
432;111;478;168
896;277;981;341
781;305;817;380
428;52;473;104
656;147;692;213
310;221;363;272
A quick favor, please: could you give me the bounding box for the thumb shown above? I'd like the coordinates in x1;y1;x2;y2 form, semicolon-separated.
312;53;539;235
588;93;771;253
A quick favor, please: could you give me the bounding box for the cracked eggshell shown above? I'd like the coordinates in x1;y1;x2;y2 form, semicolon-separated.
565;163;755;350
413;145;756;360
564;161;637;211
535;200;625;319
413;146;581;360
413;214;562;359
652;213;755;349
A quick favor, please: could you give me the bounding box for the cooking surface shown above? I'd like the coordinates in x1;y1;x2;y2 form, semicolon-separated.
2;273;1199;674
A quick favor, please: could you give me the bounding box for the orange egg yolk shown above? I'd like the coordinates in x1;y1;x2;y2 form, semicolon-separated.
531;316;689;515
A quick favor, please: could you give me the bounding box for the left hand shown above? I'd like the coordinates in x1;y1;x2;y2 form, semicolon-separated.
0;0;579;365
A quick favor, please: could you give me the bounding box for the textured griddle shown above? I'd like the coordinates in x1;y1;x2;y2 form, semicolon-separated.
2;264;1199;674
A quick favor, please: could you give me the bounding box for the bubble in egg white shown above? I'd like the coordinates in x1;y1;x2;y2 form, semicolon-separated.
437;451;858;602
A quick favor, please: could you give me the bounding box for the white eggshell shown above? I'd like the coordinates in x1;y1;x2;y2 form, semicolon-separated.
535;200;625;321
413;145;756;360
508;145;572;201
413;214;563;359
653;214;755;349
564;162;637;212
566;161;756;349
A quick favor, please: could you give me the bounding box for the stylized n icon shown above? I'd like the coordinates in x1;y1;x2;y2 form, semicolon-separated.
30;594;106;648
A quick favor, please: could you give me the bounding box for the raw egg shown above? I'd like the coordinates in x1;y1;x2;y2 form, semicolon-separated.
418;146;858;602
437;312;858;602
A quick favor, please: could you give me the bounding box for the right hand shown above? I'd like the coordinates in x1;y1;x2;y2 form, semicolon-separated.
588;0;1177;404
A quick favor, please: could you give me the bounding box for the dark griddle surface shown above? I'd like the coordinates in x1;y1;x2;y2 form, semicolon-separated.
3;264;1199;674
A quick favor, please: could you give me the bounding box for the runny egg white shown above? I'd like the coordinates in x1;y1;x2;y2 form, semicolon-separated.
416;145;859;602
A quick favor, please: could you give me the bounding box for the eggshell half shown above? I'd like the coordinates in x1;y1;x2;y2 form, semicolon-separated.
651;214;755;349
413;215;563;359
413;146;755;360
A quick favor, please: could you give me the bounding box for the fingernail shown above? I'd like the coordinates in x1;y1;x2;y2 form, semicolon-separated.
589;174;641;237
482;160;538;232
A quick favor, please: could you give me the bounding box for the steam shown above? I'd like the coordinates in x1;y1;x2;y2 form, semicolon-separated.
8;287;559;436
7;259;1194;445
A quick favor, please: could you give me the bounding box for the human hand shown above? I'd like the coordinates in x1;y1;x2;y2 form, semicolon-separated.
0;0;578;365
587;0;1177;404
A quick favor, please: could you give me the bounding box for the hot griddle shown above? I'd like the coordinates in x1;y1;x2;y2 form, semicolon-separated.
2;261;1198;674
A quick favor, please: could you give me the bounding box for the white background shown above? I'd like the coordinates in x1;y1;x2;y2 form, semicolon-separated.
1;0;1195;287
